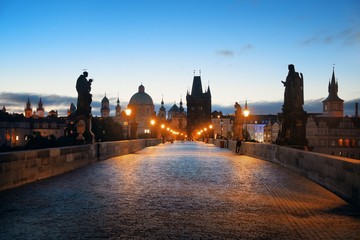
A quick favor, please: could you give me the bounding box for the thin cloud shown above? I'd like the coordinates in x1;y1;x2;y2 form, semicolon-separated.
241;44;253;50
1;92;78;116
300;28;360;46
2;92;359;118
300;35;320;46
216;50;235;58
239;44;254;54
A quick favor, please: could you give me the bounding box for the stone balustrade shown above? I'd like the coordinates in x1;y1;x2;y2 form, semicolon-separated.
0;139;161;191
214;139;360;207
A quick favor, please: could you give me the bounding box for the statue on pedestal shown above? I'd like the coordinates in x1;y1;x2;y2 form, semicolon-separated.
76;71;93;119
233;102;244;140
75;71;95;144
276;64;307;147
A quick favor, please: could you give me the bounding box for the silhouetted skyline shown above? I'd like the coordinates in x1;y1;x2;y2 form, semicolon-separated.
0;0;359;115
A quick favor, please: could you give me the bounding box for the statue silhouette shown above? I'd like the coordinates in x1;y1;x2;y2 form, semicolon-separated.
277;64;307;146
76;71;93;118
281;64;304;111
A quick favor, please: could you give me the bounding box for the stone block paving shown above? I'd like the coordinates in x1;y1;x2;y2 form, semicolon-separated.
1;142;359;239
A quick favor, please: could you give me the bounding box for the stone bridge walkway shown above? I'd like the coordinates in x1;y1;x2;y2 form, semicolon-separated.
1;142;359;239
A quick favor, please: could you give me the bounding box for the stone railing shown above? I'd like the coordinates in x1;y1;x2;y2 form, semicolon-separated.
0;139;161;191
214;139;360;207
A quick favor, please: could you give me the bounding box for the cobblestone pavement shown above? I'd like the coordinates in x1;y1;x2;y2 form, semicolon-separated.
1;142;360;239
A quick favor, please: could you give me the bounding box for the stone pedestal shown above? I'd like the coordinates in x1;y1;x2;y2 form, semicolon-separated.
76;117;95;144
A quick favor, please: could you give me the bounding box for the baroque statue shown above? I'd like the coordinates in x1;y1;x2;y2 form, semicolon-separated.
76;71;93;119
74;71;95;144
276;64;307;147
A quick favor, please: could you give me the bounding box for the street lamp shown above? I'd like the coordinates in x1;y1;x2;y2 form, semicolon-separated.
209;124;213;139
161;124;165;143
243;100;250;141
125;108;131;139
150;119;155;138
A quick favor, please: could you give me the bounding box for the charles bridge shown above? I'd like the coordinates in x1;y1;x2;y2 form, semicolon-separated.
1;140;360;239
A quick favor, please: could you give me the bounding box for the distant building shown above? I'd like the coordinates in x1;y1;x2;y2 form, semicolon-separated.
322;68;344;117
245;115;278;142
24;96;32;118
67;103;76;116
127;84;156;138
157;97;166;121
167;99;187;137
37;97;45;118
48;110;58;117
29;117;67;140
0;108;67;148
186;73;211;138
25;97;64;144
305;68;360;158
0;111;31;147
211;111;233;139
100;94;110;118
307;115;360;158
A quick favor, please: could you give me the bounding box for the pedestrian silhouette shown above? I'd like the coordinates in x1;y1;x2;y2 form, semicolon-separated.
235;137;242;153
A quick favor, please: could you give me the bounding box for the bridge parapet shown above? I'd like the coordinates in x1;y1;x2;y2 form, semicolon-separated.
214;139;360;207
0;139;161;191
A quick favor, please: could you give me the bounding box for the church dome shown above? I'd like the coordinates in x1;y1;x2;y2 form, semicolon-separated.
129;84;154;105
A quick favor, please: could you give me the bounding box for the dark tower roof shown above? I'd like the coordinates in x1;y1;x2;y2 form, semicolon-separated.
37;97;44;111
169;104;180;113
179;97;184;112
159;96;166;111
26;96;31;108
323;69;344;102
191;76;203;97
102;94;109;103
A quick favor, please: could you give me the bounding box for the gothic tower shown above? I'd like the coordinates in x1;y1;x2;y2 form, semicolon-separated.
179;97;184;113
115;96;121;117
157;97;166;120
24;96;32;118
322;68;344;117
37;97;45;118
101;94;110;118
186;72;212;137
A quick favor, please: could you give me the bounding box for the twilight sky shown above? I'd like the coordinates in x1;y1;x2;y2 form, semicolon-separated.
0;0;359;116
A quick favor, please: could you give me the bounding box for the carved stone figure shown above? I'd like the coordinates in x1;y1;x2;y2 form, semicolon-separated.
74;71;95;144
233;102;244;140
76;71;93;118
281;64;304;111
277;65;307;146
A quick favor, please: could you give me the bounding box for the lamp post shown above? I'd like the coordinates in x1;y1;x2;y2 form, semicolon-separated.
150;119;155;138
161;124;165;143
125;108;131;139
243;100;250;141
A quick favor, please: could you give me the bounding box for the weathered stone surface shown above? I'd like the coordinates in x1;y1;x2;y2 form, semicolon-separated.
0;141;359;239
0;139;161;191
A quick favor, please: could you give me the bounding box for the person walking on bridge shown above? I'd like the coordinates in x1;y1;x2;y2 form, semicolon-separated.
235;137;242;154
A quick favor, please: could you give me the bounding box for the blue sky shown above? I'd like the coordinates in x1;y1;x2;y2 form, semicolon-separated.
0;0;359;116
